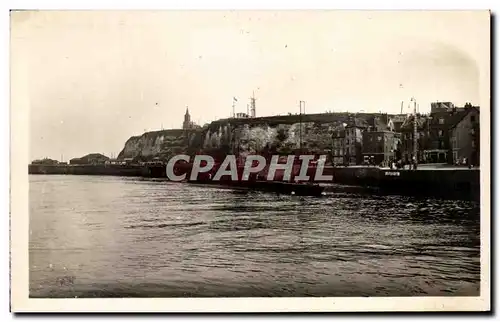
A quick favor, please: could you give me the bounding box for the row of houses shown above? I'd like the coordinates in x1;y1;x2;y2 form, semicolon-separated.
400;102;479;165
331;113;401;165
331;102;480;166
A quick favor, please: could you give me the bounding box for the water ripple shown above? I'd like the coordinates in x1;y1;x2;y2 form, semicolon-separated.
29;175;480;298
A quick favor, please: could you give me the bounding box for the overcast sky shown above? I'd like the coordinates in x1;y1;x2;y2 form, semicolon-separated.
12;10;488;161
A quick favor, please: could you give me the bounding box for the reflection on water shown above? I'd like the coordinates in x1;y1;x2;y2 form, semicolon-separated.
29;175;480;297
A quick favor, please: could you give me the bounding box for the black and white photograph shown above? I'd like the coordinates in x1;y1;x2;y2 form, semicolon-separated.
10;8;490;312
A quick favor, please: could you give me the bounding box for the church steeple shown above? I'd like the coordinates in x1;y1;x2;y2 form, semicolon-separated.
183;106;191;129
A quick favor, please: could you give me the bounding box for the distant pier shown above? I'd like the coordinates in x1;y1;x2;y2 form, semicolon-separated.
28;163;147;177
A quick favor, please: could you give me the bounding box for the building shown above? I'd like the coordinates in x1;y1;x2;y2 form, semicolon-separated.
362;130;400;165
424;103;476;164
330;113;394;165
331;128;345;165
69;153;109;165
361;115;400;165
398;102;479;164
389;114;407;132
182;108;200;130
430;101;465;114
105;159;121;165
31;158;59;165
182;108;192;129
235;112;250;119
424;110;455;163
449;105;480;165
344;116;367;164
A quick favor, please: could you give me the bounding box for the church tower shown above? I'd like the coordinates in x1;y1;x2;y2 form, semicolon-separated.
182;107;191;129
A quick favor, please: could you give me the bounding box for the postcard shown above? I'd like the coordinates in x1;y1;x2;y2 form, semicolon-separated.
10;9;491;312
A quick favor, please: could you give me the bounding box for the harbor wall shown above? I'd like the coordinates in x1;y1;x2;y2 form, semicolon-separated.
28;164;148;177
330;167;381;186
378;168;480;200
28;164;480;201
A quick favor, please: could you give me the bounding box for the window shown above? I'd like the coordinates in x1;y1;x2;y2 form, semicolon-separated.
377;136;382;141
472;141;475;148
438;130;443;137
471;115;476;123
439;118;445;125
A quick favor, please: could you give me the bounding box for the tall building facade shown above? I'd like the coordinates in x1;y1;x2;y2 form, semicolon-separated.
449;105;480;165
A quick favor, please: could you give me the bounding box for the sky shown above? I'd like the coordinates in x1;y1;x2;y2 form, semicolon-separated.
11;10;488;161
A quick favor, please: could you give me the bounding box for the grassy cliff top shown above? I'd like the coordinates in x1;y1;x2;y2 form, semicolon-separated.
122;112;397;144
207;112;396;130
126;128;202;141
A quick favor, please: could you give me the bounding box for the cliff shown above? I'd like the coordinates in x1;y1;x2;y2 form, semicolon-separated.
117;129;204;160
117;113;394;161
